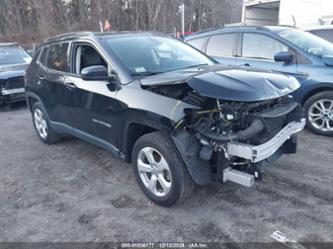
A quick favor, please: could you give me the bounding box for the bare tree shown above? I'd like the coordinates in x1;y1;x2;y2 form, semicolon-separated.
0;0;243;45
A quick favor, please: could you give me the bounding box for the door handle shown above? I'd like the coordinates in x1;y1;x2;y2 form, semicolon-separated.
243;63;250;67
65;82;77;89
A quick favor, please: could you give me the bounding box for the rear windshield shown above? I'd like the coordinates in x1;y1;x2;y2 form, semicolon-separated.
0;45;32;66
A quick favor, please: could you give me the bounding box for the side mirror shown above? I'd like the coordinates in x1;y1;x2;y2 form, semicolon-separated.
274;51;293;63
81;65;117;81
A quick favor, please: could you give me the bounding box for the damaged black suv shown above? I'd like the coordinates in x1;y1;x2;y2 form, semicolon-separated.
26;32;305;206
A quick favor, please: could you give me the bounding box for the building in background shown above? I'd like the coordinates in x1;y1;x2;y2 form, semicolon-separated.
242;0;333;29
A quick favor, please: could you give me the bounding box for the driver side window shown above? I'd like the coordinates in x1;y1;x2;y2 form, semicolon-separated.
242;33;288;60
73;44;108;74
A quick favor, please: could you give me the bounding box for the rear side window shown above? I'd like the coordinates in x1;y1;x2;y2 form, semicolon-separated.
187;37;207;51
206;33;237;57
46;43;69;72
29;48;41;65
242;33;288;60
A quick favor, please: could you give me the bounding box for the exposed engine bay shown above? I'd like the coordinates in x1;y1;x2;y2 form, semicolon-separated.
180;90;302;145
140;65;306;187
144;83;305;187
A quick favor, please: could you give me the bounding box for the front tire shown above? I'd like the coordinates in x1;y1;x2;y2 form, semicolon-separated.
32;102;62;144
304;91;333;136
132;132;194;207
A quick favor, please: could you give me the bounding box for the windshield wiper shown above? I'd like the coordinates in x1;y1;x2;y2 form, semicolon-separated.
131;71;162;76
161;63;210;74
131;64;209;77
182;63;209;69
245;56;271;60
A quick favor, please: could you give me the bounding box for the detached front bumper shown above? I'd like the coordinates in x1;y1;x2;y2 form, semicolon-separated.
0;88;26;104
0;76;26;104
226;119;306;163
2;88;25;95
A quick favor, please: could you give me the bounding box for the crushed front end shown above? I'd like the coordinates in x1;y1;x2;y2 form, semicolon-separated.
172;93;305;187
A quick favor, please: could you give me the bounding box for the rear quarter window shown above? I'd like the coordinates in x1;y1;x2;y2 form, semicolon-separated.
46;43;70;72
38;47;48;66
29;48;41;64
25;48;42;76
187;37;207;51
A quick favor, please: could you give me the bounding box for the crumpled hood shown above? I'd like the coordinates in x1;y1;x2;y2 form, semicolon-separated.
0;63;27;80
140;65;300;102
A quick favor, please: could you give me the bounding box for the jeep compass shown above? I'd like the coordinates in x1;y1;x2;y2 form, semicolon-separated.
25;32;305;206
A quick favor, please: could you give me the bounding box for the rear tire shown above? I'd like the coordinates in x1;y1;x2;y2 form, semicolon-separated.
304;91;333;136
32;102;62;144
132;132;195;207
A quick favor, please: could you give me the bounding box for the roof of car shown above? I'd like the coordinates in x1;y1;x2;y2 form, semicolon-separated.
43;31;170;45
185;25;294;40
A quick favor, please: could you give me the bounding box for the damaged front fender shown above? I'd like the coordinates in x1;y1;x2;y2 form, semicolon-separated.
171;130;212;186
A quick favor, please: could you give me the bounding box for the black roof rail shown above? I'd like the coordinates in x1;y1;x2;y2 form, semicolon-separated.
44;31;95;43
222;25;270;31
96;30;169;37
276;24;296;28
43;30;168;44
190;26;224;35
223;22;246;27
187;25;271;39
96;30;138;36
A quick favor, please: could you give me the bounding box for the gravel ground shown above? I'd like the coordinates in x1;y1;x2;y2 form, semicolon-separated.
0;104;333;243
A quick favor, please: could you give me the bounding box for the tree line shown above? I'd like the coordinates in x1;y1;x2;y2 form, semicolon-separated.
0;0;242;46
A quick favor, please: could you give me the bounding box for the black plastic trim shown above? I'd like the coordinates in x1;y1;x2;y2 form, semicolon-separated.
50;121;123;159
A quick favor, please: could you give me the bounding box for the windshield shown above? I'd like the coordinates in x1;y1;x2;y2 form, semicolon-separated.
279;29;333;56
101;36;214;76
0;45;32;65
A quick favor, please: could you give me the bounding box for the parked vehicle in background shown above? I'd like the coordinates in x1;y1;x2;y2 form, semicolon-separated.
25;32;304;206
242;0;333;29
307;26;333;44
0;43;32;105
185;26;333;136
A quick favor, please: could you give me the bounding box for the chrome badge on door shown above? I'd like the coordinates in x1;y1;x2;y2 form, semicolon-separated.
92;118;112;128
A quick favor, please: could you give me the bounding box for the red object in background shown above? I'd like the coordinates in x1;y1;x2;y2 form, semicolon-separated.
176;31;193;39
104;19;112;31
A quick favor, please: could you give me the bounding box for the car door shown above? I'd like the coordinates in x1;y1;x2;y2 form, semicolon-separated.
204;33;238;66
37;42;73;125
236;32;298;74
65;41;120;147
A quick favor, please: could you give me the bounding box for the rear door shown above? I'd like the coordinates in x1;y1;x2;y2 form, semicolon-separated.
204;33;238;66
37;42;73;125
236;32;298;74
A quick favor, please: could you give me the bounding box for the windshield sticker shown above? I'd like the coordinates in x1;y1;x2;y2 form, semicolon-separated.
24;57;32;63
135;67;146;73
